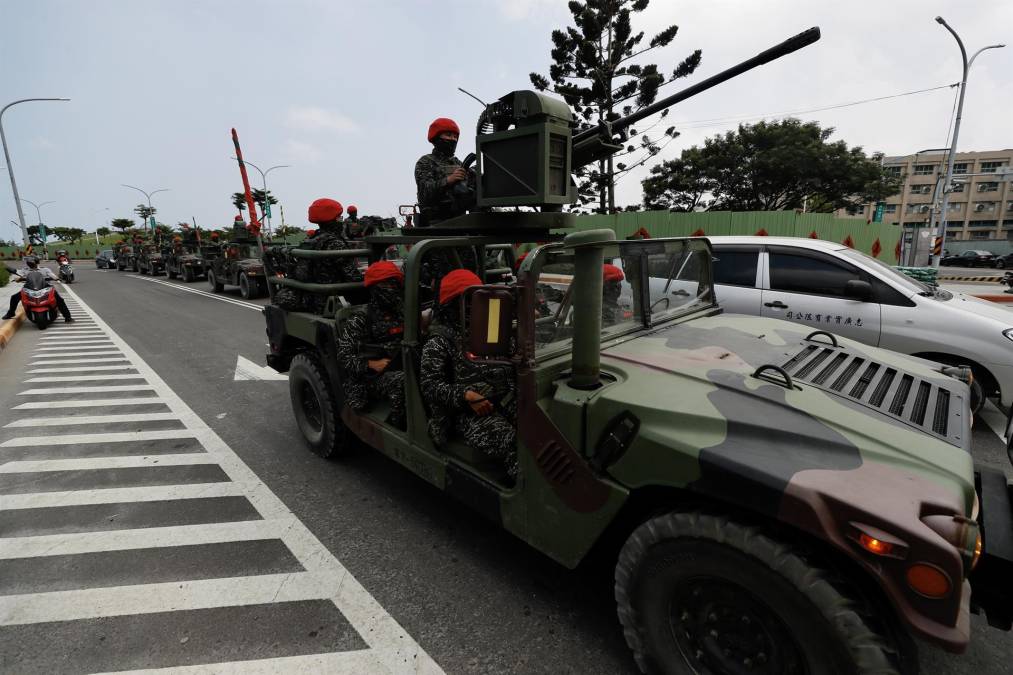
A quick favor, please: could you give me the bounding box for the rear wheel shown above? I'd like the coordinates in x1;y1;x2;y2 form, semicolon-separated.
996;260;1006;269
35;313;50;330
168;268;178;279
615;512;901;675
288;353;350;459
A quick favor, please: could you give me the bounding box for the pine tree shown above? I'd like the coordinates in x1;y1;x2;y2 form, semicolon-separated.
529;0;701;212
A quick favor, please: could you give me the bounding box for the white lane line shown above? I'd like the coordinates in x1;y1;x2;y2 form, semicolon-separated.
130;274;263;311
30;351;124;359
1;430;197;447
18;385;155;395
35;345;118;352
24;374;146;382
0;482;239;511
5;412;179;427
0;572;338;625
0;453;217;473
0;519;283;559
13;397;166;409
94;651;389;675
26;365;137;373
28;357;129;365
40;332;106;338
52;284;442;672
980;401;1007;444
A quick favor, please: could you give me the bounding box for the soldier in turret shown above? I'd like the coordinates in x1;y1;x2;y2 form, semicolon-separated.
421;269;517;478
335;261;406;429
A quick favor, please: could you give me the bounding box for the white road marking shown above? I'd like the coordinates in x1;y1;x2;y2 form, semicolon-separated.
13;397;165;409
0;519;284;559
130;274;264;311
234;354;288;381
0;430;197;447
24;374;147;382
0;284;444;672
0;482;240;510
35;345;119;351
39;332;106;338
980;401;1007;444
28;357;129;365
30;351;124;359
4;412;179;427
0;453;217;473
18;385;155;395
26;365;137;373
94;651;389;675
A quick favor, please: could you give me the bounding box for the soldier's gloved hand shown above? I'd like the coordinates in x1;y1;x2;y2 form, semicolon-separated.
465;390;493;416
368;358;390;373
446;168;468;185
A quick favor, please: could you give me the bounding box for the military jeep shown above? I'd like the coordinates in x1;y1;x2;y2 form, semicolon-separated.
112;242;135;271
207;240;267;299
134;243;165;275
164;242;207;282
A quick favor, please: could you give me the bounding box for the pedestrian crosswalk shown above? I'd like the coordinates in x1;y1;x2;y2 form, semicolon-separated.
1;288;442;674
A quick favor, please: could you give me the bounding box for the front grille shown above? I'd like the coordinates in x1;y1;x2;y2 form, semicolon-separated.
781;345;966;447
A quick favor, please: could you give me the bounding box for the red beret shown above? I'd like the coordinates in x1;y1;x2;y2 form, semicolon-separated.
364;261;404;287
439;269;482;304
514;252;528;271
347;205;358;213
428;117;460;142
306;229;317;237
603;263;624;282
308;198;343;224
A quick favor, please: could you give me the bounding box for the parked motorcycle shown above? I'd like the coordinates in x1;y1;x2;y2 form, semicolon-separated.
19;271;60;329
56;251;75;283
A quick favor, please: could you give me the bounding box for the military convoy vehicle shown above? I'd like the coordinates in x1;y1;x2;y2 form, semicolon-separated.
261;27;1013;673
164;236;211;282
207;224;267;299
112;241;135;271
134;243;165;275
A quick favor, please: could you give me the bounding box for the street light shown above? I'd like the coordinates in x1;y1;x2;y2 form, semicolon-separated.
932;17;1004;267
90;207;110;246
21;198;55;258
1;98;70;246
121;184;169;233
230;157;289;238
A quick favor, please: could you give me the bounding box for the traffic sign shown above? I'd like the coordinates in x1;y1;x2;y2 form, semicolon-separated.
873;202;885;223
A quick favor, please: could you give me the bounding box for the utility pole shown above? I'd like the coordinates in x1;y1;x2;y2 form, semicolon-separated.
230;157;289;239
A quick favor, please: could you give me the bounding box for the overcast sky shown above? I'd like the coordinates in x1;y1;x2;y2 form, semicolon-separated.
2;0;1010;239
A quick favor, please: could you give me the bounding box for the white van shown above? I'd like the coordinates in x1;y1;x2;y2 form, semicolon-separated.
708;236;1013;412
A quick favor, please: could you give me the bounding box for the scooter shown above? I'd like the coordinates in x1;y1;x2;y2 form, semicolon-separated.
19;273;60;329
57;254;75;283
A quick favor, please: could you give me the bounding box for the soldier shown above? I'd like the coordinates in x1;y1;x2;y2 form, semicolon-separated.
421;269;518;478
414;117;475;226
335;261;406;429
602;263;628;326
343;205;363;241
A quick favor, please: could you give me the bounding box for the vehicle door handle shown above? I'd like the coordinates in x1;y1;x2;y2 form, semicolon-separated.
764;300;789;309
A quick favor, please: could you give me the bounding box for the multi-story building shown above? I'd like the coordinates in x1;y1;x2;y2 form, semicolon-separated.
860;149;1012;241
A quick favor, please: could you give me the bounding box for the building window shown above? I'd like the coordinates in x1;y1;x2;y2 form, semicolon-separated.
969;220;997;228
1006;201;1013;212
884;165;902;177
981;161;1007;174
953;163;969;174
947;202;964;212
1002;219;1013;230
913;164;935;175
970;230;993;240
950;182;966;193
978;182;999;193
972;202;997;214
884;204;897;214
907;203;932;214
910;184;933;194
946;221;964;228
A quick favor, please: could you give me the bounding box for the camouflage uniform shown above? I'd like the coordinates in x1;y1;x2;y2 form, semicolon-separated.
414;150;472;225
275;226;364;313
334;289;406;427
420;313;518;476
602;279;625;327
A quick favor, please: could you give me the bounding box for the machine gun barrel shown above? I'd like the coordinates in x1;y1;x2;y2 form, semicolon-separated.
571;26;820;163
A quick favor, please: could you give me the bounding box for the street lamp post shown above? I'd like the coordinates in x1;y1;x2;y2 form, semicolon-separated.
21;198;55;258
932;17;1004;267
230;157;289;238
90;207;110;246
121;184;169;234
1;98;70;246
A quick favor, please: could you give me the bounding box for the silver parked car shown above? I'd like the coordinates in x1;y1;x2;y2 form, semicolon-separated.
708;236;1013;412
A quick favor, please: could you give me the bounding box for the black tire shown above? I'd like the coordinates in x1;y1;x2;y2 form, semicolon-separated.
208;270;224;292
257;278;269;298
168;269;178;279
288;353;349;459
996;260;1006;270
182;266;194;282
615;511;900;675
239;272;254;299
35;314;50;330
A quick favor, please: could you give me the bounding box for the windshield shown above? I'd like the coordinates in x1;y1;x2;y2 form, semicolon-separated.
838;248;933;296
529;239;715;356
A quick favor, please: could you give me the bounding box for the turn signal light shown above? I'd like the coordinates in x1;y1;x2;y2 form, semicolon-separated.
859;534;894;556
906;564;951;598
972;533;983;570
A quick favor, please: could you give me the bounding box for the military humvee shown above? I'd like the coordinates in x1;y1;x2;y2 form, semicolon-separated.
207;225;267;299
134;242;165;275
112;241;135;271
262;28;1013;674
164;238;208;282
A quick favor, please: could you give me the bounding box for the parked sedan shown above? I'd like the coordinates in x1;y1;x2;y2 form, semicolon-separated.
708;236;1013;413
940;249;996;267
94;249;116;269
993;253;1013;269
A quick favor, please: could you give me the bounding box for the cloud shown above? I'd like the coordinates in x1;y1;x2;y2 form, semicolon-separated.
31;137;56;150
281;139;324;163
495;0;558;21
284;106;359;133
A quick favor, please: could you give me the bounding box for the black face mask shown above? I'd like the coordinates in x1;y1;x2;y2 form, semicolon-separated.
371;285;403;313
433;137;457;157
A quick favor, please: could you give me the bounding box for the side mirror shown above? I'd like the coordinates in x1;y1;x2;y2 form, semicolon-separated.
844;279;873;301
467;287;514;358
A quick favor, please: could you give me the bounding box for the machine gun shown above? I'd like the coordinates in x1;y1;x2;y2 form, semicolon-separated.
468;27;821;213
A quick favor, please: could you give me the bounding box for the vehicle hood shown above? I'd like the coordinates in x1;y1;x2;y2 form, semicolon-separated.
933;291;1013;326
596;313;975;516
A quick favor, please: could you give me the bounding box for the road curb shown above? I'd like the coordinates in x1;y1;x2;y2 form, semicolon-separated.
938;275;1003;283
0;304;26;353
972;294;1013;304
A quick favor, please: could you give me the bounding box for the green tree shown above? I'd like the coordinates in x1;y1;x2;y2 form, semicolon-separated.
252;188;277;219
51;227;85;243
530;0;701;213
134;204;156;229
642;119;901;213
110;218;134;235
231;192;247;215
96;226;112;237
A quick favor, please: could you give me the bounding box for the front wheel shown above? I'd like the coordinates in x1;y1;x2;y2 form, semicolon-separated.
996;260;1006;270
168;268;178;279
615;512;902;675
208;270;224;292
288;353;350;459
182;266;194;282
239;273;255;299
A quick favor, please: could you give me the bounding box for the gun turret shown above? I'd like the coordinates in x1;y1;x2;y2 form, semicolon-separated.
471;26;820;212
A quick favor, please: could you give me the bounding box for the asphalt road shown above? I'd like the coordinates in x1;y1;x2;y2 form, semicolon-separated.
2;265;1013;674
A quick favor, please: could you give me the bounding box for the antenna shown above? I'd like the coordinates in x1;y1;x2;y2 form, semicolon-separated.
457;87;488;108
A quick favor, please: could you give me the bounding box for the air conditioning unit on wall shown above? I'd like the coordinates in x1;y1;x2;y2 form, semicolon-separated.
919;205;930;213
975;203;987;212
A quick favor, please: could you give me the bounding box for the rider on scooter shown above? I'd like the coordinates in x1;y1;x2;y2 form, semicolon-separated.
2;256;73;321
